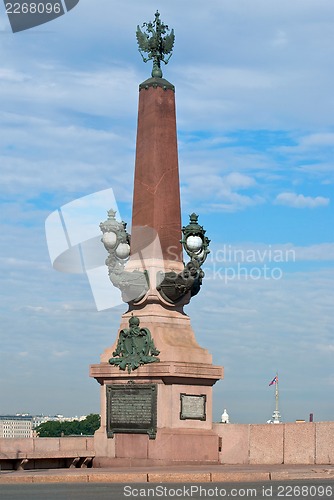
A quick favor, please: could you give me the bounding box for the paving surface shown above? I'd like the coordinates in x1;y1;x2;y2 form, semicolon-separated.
1;464;334;484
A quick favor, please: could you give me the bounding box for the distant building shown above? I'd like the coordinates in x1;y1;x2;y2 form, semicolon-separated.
0;414;88;437
32;414;87;428
0;415;33;438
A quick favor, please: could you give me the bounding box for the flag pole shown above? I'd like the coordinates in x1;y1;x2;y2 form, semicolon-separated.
272;372;281;423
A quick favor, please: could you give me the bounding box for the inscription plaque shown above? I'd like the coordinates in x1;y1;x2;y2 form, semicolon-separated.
106;383;157;439
180;393;206;421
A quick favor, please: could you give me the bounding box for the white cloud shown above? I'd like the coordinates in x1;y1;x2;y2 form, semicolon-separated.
181;175;263;212
275;192;330;208
209;242;334;264
317;344;334;353
293;243;334;261
52;350;70;358
300;133;334;148
278;133;334;155
22;306;47;313
18;352;29;357
0;68;30;83
207;195;265;213
224;172;256;190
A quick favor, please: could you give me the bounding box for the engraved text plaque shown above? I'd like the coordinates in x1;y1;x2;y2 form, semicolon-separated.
180;393;206;421
106;383;157;439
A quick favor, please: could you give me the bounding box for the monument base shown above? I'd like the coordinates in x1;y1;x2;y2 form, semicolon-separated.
93;429;219;467
90;361;224;466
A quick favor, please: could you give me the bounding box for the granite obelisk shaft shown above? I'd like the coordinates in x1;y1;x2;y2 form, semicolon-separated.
131;83;183;264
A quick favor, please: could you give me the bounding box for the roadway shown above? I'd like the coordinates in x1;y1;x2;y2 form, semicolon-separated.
1;480;334;500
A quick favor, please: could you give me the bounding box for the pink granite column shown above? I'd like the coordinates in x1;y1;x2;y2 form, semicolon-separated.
131;81;183;266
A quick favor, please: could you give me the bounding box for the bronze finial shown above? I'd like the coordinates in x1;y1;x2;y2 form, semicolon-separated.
136;10;175;78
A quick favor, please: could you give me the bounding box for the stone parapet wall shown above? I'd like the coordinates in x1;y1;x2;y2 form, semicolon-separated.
0;436;94;456
2;424;334;467
213;422;334;465
0;436;95;470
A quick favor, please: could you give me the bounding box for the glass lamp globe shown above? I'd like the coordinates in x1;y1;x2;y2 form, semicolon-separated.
115;243;131;259
102;231;117;250
186;235;203;252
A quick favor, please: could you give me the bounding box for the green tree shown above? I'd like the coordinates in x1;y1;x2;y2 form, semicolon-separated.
81;414;101;435
36;414;100;437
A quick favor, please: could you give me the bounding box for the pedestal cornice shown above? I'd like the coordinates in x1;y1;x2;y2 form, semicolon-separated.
139;77;175;92
90;360;224;386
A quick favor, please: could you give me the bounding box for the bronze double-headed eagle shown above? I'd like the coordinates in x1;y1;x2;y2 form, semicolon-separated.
136;10;175;78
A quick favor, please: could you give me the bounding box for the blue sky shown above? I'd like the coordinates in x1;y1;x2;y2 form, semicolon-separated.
0;0;333;423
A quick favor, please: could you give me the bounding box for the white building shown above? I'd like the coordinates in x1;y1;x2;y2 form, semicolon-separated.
0;415;33;438
32;414;87;428
221;409;230;423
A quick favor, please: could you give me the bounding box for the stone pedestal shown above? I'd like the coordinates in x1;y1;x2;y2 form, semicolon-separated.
90;304;223;465
90;351;223;465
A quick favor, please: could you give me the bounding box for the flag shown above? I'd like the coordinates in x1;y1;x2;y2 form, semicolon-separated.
269;375;278;386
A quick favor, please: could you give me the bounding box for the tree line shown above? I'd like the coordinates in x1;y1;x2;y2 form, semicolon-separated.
35;413;100;437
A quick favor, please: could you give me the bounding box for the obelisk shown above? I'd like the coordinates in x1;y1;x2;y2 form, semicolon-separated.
131;77;183;264
90;12;223;466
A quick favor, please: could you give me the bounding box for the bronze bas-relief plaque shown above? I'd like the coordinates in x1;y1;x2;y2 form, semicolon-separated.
180;393;206;421
106;383;157;439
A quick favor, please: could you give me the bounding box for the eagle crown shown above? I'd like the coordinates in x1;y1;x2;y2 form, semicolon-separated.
136;10;175;78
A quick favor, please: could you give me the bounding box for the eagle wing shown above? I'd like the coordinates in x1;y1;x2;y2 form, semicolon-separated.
162;29;175;55
136;25;149;53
